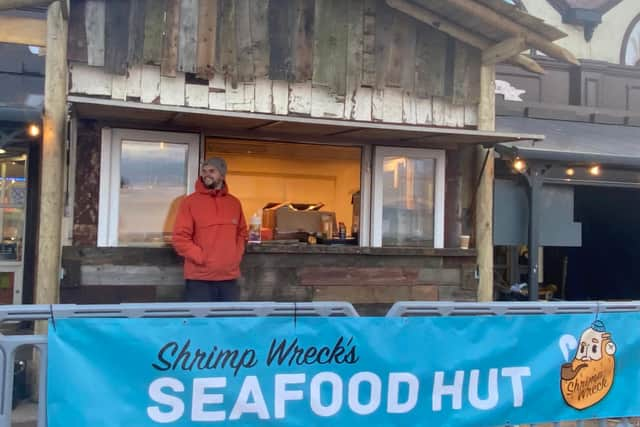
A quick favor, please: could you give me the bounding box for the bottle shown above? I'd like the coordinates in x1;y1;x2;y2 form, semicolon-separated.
338;222;346;240
248;211;262;243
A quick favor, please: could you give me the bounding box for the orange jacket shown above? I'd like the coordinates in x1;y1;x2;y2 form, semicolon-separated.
172;179;247;281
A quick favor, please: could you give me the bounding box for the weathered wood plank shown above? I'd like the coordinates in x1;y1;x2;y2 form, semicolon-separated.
186;83;209;107
313;0;348;96
345;0;364;120
289;81;312;115
143;0;166;64
218;0;238;86
398;14;416;92
68;0;87;62
161;0;180;77
81;265;183;286
290;0;314;82
432;96;446;126
402;91;416;124
268;0;290;81
452;40;468;105
465;45;482;105
383;87;403;123
464;104;478;127
208;73;226;109
415;24;447;98
127;0;145;66
372;88;383;121
85;0;105;67
416;97;433;125
353;87;373;121
250;0;269;77
445;102;465;127
160;72;186;105
196;0;218;78
444;36;456;99
178;0;198;73
104;0;130;75
235;0;254;82
374;0;392;89
111;74;127;100
361;0;376;87
226;81;254;111
311;85;345;118
141;65;161;103
272;80;289;115
69;63;111;95
386;10;416;90
254;77;272;113
126;64;143;98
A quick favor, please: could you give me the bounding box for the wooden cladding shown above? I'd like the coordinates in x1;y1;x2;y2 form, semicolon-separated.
67;0;481;105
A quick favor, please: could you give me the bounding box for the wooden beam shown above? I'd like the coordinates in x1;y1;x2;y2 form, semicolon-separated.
385;0;544;74
0;0;52;10
475;64;495;302
482;36;526;65
0;16;46;46
447;0;579;65
35;0;68;308
511;54;545;75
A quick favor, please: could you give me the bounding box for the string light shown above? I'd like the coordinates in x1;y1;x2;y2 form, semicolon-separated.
27;124;40;138
565;168;575;177
588;165;601;176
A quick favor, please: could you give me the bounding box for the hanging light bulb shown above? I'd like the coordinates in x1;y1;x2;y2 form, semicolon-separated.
512;158;526;173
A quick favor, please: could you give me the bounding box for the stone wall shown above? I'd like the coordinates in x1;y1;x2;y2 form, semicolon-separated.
61;246;478;316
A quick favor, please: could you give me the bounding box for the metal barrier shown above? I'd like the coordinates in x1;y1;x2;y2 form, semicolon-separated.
0;300;637;427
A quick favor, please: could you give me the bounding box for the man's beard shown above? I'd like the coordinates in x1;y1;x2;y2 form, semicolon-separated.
203;177;222;189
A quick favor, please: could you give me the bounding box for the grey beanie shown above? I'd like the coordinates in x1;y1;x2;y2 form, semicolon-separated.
203;157;227;177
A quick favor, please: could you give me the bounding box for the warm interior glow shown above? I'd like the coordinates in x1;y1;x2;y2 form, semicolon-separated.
589;165;601;176
27;124;40;138
513;158;526;172
565;168;575;176
206;138;361;233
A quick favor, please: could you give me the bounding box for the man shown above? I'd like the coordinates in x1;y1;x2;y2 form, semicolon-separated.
172;157;247;301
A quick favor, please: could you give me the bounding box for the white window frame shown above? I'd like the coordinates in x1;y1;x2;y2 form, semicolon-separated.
372;146;446;248
98;128;200;247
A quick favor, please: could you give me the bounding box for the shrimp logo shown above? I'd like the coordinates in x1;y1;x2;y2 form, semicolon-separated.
560;320;616;410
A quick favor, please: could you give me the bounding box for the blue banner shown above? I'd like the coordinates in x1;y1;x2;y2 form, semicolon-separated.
47;314;640;427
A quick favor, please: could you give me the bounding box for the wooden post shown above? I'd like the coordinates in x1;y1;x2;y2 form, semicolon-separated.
475;64;495;302
35;1;68;310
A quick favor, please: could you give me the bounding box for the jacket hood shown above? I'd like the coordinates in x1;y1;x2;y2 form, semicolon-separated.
195;177;228;196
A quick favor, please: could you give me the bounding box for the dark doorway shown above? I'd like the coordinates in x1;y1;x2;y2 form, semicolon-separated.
546;186;640;300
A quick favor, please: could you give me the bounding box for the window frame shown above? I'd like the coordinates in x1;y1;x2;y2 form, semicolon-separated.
371;146;446;248
97;128;200;247
621;13;640;66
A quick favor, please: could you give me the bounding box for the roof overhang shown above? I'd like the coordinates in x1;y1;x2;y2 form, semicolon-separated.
496;116;640;170
69;96;544;148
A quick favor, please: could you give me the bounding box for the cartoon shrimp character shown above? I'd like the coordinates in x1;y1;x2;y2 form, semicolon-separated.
560;320;616;410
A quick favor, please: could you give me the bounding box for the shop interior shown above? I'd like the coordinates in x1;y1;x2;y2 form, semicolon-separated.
206;138;362;245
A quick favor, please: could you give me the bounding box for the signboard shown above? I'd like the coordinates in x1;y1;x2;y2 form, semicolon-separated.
47;314;640;426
